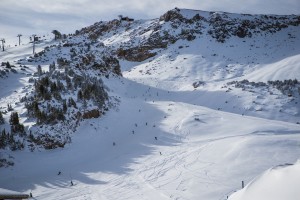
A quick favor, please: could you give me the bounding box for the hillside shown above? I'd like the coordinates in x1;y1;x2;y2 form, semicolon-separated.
0;8;300;200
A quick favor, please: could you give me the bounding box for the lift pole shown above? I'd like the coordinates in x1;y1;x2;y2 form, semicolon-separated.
0;39;5;51
32;34;36;54
17;34;22;46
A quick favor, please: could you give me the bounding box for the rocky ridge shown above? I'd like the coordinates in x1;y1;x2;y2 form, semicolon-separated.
78;8;300;61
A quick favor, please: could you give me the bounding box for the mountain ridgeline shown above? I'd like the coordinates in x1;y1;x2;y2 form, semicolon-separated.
79;8;299;61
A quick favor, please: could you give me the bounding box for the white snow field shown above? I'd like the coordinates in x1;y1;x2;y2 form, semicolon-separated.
229;161;300;200
0;9;300;200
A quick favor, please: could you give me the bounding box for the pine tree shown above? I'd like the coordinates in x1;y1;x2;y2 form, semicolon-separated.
66;76;72;90
68;97;77;108
5;62;11;68
50;82;57;93
9;112;19;125
63;100;67;113
77;90;83;100
37;65;42;76
52;30;62;40
49;63;56;72
82;99;87;110
9;112;25;134
56;109;65;121
0;112;4;124
7;103;13;111
0;129;7;148
56;80;65;91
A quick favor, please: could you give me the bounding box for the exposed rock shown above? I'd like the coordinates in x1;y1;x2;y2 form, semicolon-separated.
79;19;121;40
159;10;185;22
117;46;157;62
193;81;205;88
235;26;249;38
82;109;101;119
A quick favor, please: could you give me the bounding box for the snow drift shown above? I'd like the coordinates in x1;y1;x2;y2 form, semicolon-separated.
229;161;300;200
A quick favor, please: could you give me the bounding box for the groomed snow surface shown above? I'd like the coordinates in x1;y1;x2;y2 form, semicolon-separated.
1;11;300;200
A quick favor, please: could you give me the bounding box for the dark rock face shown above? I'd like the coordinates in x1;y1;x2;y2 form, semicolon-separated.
235;26;249;38
159;10;185;22
117;47;157;62
79;19;121;40
91;56;122;76
207;13;299;42
82;109;101;119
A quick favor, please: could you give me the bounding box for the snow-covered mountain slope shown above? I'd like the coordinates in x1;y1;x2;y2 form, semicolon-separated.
0;8;299;200
229;161;300;200
0;35;122;152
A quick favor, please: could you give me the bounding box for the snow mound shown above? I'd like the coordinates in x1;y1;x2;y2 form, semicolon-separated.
229;161;300;200
243;54;300;82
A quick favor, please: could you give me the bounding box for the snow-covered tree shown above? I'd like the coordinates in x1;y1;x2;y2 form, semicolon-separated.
0;112;4;124
37;65;42;76
52;30;62;40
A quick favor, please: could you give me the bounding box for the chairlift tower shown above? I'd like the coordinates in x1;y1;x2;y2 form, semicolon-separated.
0;38;5;51
17;34;22;46
32;34;36;54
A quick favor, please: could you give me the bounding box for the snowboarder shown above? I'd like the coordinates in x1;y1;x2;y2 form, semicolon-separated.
71;180;74;186
58;171;61;175
159;152;162;155
155;137;157;140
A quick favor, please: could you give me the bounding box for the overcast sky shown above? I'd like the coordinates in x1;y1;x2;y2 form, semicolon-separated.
1;0;299;45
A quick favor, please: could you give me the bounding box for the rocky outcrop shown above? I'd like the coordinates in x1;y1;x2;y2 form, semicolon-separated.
117;46;157;62
159;10;185;22
82;109;101;119
208;13;300;42
78;19;121;40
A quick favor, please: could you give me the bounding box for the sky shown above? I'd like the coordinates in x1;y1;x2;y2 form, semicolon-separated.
0;0;299;46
